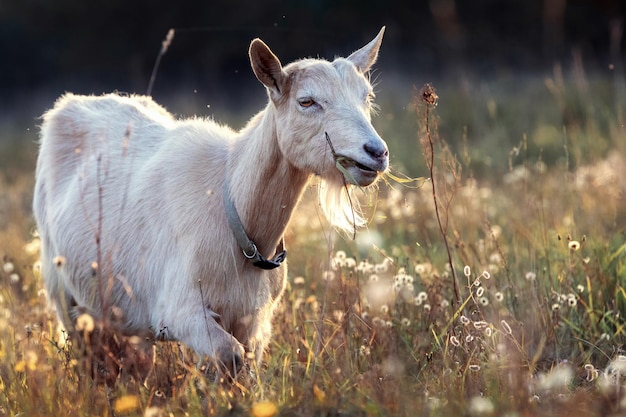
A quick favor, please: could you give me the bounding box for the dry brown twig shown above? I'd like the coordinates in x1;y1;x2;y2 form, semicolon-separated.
416;83;461;304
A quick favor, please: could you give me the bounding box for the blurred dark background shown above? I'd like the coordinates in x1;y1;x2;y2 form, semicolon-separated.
0;0;624;174
2;0;624;109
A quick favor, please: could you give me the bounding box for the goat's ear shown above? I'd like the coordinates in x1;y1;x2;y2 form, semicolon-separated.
249;39;285;97
347;26;385;73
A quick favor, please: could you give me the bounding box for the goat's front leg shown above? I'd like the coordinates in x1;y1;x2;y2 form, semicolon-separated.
164;305;245;376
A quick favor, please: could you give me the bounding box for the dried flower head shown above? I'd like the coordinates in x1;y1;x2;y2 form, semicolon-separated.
420;84;439;106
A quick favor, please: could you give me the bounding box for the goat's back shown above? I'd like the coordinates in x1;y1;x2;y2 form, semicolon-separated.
33;93;235;330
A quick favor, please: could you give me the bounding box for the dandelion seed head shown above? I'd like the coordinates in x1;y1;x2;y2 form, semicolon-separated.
2;262;14;274
525;271;536;281
359;345;371;356
335;250;347;261
332;258;346;269
401;317;411;327
450;335;460;347
423;303;431;311
468;396;493;416
485;327;493;337
577;284;585;293
322;270;335;281
479;296;489;306
369;274;380;282
473;278;481;287
9;273;20;284
441;299;449;308
501;320;513;335
489;253;502;264
464;265;471;277
374;262;388;274
607;355;626;374
584;364;598;382
53;256;66;268
495;292;504;302
469;364;481;372
473;320;488;329
417;291;428;301
481;270;491;280
476;287;485;297
24;239;41;255
333;310;344;322
15;350;39;372
414;263;428;275
537;365;573;392
551;303;560;311
144;406;168;417
414;296;422;306
293;276;306;285
460;315;470;325
356;260;374;273
465;335;474;343
75;313;95;333
567;295;577;307
568;240;581;251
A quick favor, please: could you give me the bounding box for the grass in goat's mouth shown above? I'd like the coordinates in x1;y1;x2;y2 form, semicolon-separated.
338;157;376;172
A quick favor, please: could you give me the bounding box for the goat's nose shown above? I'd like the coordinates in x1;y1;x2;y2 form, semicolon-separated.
364;141;389;160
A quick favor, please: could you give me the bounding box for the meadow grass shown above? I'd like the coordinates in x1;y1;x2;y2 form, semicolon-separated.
0;68;625;416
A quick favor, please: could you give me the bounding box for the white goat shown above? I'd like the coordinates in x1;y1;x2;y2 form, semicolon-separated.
33;28;388;374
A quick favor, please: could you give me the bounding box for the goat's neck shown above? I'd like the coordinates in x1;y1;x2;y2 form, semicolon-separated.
227;108;309;258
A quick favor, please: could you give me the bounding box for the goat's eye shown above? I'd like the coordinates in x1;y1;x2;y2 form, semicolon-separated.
298;98;315;108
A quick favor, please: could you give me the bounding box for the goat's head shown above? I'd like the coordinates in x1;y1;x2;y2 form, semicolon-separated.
249;27;388;188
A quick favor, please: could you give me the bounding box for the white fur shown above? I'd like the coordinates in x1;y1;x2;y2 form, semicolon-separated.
33;28;388;372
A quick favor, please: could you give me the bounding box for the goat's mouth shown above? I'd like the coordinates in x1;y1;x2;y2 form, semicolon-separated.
338;157;377;173
324;133;386;186
335;156;383;186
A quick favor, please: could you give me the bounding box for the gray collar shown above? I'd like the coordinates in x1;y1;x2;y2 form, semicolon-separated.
223;180;286;270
